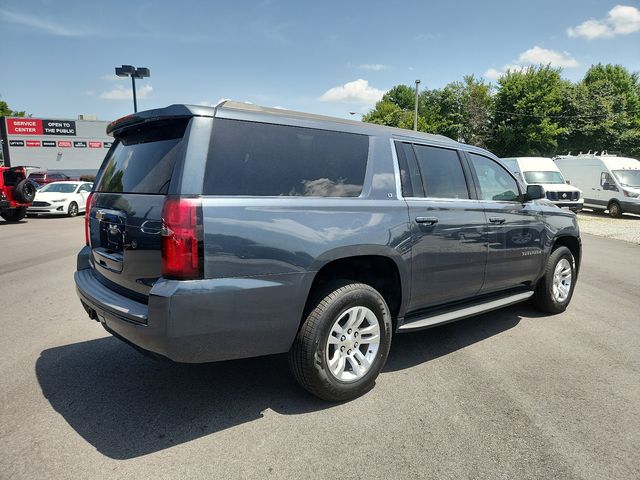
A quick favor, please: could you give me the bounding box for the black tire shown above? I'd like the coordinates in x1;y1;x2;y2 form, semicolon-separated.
608;201;622;218
531;246;576;314
13;179;37;203
1;207;27;223
67;202;78;217
289;281;393;401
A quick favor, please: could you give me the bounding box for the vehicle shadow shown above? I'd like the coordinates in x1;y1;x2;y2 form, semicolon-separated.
0;219;27;226
385;304;537;372
36;304;534;460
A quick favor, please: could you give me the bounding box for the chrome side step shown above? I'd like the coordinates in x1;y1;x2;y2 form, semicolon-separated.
398;291;534;332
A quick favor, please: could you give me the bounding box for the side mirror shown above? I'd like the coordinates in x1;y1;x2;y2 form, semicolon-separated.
524;184;545;202
565;180;571;185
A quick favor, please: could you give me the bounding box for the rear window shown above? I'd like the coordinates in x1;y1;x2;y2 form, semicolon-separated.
203;119;369;197
95;119;188;194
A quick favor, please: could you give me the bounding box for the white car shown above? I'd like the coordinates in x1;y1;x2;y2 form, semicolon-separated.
27;181;93;217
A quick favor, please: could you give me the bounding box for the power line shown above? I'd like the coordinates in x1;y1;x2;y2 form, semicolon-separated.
493;109;640;120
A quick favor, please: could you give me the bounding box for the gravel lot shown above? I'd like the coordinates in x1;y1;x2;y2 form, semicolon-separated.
1;216;639;480
577;210;640;244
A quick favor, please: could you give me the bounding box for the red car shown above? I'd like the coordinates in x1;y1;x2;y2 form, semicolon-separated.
0;166;37;222
28;171;78;185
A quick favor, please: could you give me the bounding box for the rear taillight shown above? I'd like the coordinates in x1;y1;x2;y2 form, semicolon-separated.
85;192;95;246
161;197;203;280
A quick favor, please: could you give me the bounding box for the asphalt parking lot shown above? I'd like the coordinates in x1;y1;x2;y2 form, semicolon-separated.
1;214;638;480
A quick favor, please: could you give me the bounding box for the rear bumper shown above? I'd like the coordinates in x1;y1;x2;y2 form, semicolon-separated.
74;247;308;363
1;200;30;209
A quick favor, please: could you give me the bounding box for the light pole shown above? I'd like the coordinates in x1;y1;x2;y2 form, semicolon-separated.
413;79;421;131
115;65;150;113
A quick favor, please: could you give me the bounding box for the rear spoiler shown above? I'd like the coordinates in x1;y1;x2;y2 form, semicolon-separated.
106;104;215;137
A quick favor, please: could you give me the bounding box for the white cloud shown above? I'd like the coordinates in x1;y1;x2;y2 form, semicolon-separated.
197;98;229;107
484;46;578;80
0;8;93;36
414;32;441;40
100;84;153;100
359;64;389;71
567;5;640;39
483;68;502;81
484;65;527;80
319;79;386;105
517;46;579;68
101;74;123;82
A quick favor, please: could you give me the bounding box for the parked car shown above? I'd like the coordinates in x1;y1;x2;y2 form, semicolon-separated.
554;153;640;217
28;171;78;185
502;157;583;212
0;166;37;222
75;102;581;401
27;181;93;217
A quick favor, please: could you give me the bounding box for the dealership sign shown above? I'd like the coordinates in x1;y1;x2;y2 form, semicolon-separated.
7;118;77;136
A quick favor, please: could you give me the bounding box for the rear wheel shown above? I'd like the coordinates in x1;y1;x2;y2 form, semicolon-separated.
531;246;576;314
67;202;78;217
1;207;27;223
289;281;392;401
608;201;622;218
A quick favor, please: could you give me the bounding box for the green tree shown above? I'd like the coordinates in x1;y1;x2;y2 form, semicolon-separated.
364;78;492;147
490;65;571;157
0;97;27;117
561;64;640;156
420;76;493;147
363;84;420;129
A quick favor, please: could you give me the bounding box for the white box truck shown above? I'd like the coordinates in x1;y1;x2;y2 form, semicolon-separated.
502;157;583;212
553;154;640;217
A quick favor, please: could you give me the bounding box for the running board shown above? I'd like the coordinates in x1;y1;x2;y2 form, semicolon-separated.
398;291;534;332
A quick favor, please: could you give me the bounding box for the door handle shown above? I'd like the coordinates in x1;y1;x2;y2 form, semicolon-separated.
415;216;438;225
489;217;506;224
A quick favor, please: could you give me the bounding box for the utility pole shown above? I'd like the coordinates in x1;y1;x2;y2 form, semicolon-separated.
413;79;421;131
115;65;151;113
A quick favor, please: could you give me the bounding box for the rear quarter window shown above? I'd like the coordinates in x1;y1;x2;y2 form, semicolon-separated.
203;119;369;197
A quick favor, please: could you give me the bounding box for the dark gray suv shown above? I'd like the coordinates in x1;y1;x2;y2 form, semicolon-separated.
75;102;581;401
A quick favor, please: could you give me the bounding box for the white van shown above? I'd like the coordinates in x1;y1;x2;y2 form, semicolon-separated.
502;157;583;212
553;153;640;217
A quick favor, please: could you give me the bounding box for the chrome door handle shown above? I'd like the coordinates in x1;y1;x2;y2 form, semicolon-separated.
415;216;438;225
489;217;506;224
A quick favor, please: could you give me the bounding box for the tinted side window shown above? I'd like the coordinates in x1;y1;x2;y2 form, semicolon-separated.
469;153;520;202
203;119;368;197
413;145;469;199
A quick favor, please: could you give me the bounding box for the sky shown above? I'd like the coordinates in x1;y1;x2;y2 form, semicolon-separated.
1;0;639;121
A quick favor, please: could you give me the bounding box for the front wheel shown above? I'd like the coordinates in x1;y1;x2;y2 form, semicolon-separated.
1;207;27;223
289;281;392;401
531;246;576;314
67;202;78;217
608;201;622;218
